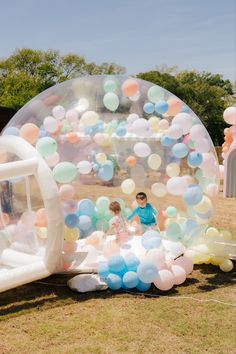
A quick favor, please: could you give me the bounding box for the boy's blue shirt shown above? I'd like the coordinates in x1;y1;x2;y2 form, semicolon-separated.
127;203;158;225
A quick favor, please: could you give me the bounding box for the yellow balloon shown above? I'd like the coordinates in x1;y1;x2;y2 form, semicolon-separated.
64;227;79;242
148;116;160;127
151;183;167;197
121;179;135;194
210;256;225;266
206;227;219;237
219;230;232;240
148;154;162;170
81;111;99;126
219;259;233;272
166;163;180;177
194;196;212;213
96;153;107;164
36;227;47;239
101;134;111;147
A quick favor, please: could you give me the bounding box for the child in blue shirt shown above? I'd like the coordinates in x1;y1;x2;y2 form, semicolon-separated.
127;192;158;232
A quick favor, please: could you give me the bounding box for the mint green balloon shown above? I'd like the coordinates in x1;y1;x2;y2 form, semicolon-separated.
36;137;57;157
103;93;119;112
195;169;203;181
96;196;110;212
104;79;117;93
166;206;177;218
147;86;165;103
53;162;77;183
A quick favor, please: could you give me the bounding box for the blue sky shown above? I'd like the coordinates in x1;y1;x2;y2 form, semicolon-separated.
0;0;235;81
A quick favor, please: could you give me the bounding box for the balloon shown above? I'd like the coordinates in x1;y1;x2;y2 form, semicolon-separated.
194;138;211;153
121;179;135;194
106;273;122;290
171;143;189;158
141;230;162;250
167;98;182;116
45;152;60;167
116;126;126;137
167;124;183;139
166;163;180;177
98;262;110;279
167;177;188;196
146;248;165;269
103;92;119;112
81;111;99;126
96;153;107;164
134;142;151;157
151;183;167;197
166;222;183;241
36;137;57;157
52;105;65;119
137;261;158;283
187;152;203;167
173;256;193;275
124;255;140;271
219;260;234;272
122;271;139;288
77;199;95;217
148;154;162;170
172;113;193;134
65;213;79;228
148;116;160;130
98;163;114;181
171;265;186;285
126;155;137;167
166;206;177;218
35;208;47;227
136;281;151;292
127;113;139;124
182;185;203;205
189;124;206;141
122;79;139;97
205;227;219;237
63;199;77;214
78;215;92;231
104;79;117;93
20;123;40;144
223;106;236;125
63;240;77;254
3;127;19;136
161;136;174;146
96;219;109;232
154;269;174;291
158;119;169;130
193;196;212;213
64;227;79;242
143;102;155;114
155;100;168;114
53;162;77;183
77;161;92;174
147;86;164;102
108;255;126;274
43;116;58;133
65;109;78;122
132;118;150;136
59;184;75;201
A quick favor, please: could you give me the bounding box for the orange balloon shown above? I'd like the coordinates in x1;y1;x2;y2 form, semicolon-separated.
225;135;233;144
67;132;79;144
126;155;137;167
35;208;47;227
20;123;39;144
122;79;139;97
63;241;77;254
167;98;182;116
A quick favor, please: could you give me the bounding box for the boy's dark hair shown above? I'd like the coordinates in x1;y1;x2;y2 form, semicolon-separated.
136;192;147;200
109;201;121;213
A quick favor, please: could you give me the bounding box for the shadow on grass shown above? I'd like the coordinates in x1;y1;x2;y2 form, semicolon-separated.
0;263;235;318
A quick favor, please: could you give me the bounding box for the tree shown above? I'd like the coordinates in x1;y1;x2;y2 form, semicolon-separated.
137;69;235;145
0;48;126;109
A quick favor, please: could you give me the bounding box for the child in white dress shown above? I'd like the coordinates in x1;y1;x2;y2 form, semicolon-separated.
106;201;129;244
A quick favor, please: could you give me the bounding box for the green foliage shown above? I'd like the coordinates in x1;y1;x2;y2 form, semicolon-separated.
0;48;126;109
137;70;235;145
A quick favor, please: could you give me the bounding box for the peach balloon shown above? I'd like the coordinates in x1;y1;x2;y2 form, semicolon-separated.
35;208;47;227
20;123;40;144
122;79;139;97
64;241;77;254
59;184;75;201
43;95;59;106
126;155;137;167
171;264;186;285
167;98;182;116
67;132;79;144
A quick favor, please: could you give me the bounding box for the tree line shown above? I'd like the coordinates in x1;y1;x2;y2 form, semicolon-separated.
0;48;235;145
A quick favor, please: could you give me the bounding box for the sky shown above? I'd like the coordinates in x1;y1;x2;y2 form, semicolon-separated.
0;0;235;81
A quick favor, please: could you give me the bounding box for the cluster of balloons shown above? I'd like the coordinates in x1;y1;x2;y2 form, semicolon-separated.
221;106;236;165
98;230;193;292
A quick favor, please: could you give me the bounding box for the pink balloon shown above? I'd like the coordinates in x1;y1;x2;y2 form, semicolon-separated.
158;119;169;130
154;269;175;291
66;109;78;123
63;199;77;214
171;264;186;285
93;133;104;145
59;184;75;201
173;256;193;275
45;152;60;167
146;249;166;269
223;107;236;125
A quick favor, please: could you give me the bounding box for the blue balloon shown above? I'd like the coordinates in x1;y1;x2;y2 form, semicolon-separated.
98;262;110;279
78;215;92;231
116;126;126;137
77;199;95;217
187;152;203;167
136;280;151;292
183;219;202;238
108;255;126;274
166;222;183;241
141;230;162;250
122;271;139;289
97;163;114;181
183;185;203;206
137;261;158;283
181;106;190;113
3;127;19;136
64;213;79;228
124;255;140;271
161;136;174;147
155;100;168;114
39;128;47;138
172;143;189;158
106;273;122;290
143;102;155;114
92;163;99;172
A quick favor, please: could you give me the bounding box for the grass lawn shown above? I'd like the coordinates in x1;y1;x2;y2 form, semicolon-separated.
0;192;235;354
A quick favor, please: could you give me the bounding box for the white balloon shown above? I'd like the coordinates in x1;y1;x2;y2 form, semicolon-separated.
52;105;65;120
167;177;188;195
132;118;150;136
167;124;183;139
194;138;211;153
189;124;206;141
77;161;92;174
134;142;151;157
172;113;193;134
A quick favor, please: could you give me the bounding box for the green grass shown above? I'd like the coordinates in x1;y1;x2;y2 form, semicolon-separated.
0;264;235;354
